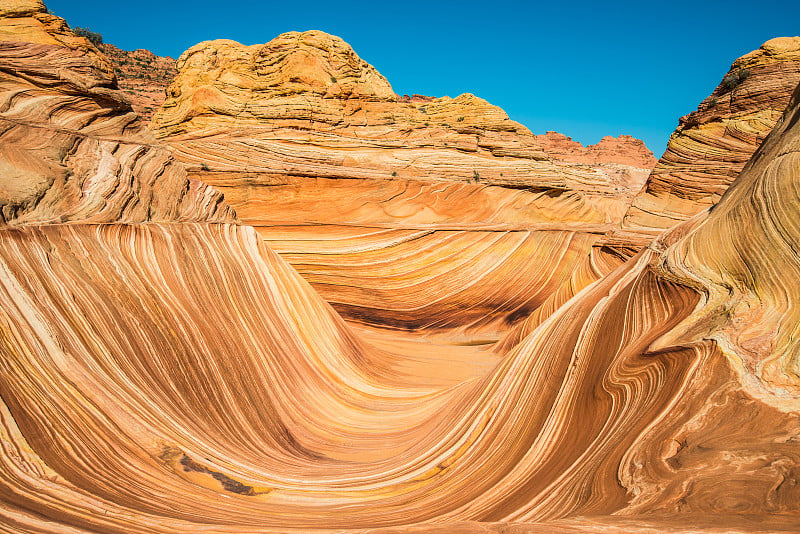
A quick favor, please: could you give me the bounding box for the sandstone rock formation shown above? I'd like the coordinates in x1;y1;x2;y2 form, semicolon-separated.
620;36;800;239
151;31;652;335
502;36;800;348
3;3;800;533
0;1;233;225
99;42;176;121
534;131;657;168
498;37;800;348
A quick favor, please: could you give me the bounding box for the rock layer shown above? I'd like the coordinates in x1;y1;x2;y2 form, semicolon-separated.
0;2;233;225
2;3;800;533
621;36;800;238
501;36;800;346
3;82;800;532
152;31;652;334
152;32;643;197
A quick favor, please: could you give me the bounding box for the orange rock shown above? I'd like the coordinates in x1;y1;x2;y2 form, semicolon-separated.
621;36;800;238
1;4;800;532
152;31;652;334
0;3;233;224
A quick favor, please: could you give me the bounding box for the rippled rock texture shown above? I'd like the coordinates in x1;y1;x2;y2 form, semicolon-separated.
621;36;800;239
2;3;800;533
152;30;654;334
0;0;233;225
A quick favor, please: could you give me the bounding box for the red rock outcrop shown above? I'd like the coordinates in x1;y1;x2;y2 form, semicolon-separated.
534;131;657;169
151;31;653;335
99;42;176;121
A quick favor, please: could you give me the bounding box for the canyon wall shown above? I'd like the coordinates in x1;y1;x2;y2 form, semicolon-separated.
620;36;800;241
0;1;233;225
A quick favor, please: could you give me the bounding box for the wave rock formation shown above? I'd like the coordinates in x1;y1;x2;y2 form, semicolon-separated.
1;2;800;533
151;31;655;336
0;1;233;225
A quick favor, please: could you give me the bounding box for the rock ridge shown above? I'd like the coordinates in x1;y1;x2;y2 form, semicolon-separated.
151;30;654;333
2;5;800;532
534;131;657;169
620;36;800;237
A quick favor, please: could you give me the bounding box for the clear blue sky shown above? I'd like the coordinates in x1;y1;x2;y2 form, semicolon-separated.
45;0;800;157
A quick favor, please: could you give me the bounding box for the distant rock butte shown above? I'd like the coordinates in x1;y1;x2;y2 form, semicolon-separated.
0;0;233;224
619;36;800;242
533;131;657;169
152;30;653;334
99;42;177;121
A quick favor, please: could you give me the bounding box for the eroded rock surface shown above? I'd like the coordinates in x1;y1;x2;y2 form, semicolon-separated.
534;131;657;168
620;36;800;240
99;42;177;121
0;1;233;225
152;30;652;335
2;4;800;533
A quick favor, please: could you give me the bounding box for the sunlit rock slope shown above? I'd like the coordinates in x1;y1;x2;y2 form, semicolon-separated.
151;31;653;335
620;36;800;241
2;3;800;533
503;36;800;348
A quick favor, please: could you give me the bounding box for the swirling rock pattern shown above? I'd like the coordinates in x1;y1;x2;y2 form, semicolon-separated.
151;31;653;333
621;36;800;238
614;79;800;520
0;1;233;225
2;3;800;533
3;221;798;532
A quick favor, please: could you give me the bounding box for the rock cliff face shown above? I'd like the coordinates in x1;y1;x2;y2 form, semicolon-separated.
0;1;233;225
99;42;176;121
2;3;800;533
621;36;800;239
151;31;651;334
152;32;632;195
